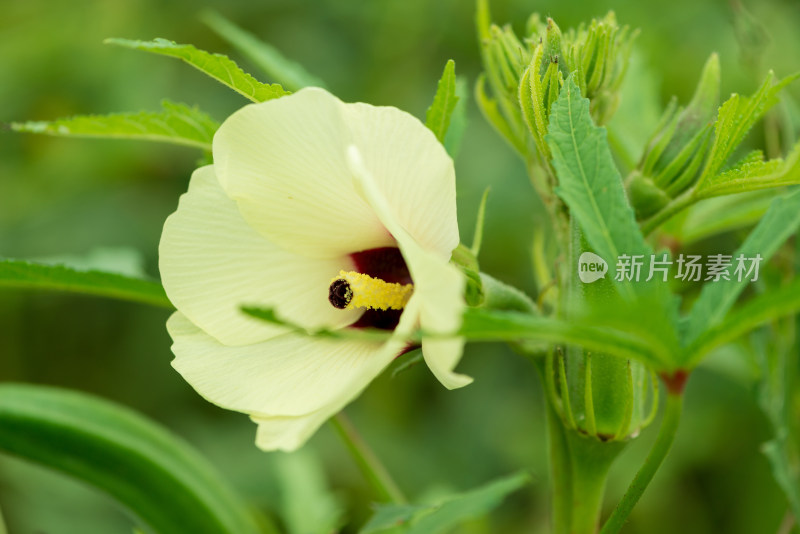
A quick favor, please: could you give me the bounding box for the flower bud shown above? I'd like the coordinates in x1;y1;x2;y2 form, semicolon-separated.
550;349;658;441
547;236;658;441
630;54;720;218
478;8;636;163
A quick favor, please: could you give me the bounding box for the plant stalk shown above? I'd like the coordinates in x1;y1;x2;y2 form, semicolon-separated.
641;189;696;236
567;430;627;534
600;391;684;533
535;357;574;534
331;412;407;504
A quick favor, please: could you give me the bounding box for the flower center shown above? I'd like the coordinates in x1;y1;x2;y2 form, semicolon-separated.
330;247;412;331
328;270;413;310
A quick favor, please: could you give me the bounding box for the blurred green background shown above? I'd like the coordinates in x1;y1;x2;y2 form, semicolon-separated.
1;0;799;532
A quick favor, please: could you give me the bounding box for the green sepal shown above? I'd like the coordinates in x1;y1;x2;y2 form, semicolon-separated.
655;54;720;178
542;18;564;74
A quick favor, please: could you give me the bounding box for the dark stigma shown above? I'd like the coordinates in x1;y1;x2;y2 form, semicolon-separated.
328;279;352;309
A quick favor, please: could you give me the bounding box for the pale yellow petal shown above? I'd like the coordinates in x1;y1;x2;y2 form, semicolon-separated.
168;312;406;417
347;147;470;389
248;298;423;451
422;338;472;389
251;412;332;452
213;88;393;259
344;102;460;260
159;166;361;346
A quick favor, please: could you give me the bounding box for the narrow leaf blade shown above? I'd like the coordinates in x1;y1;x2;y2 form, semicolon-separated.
0;384;264;534
685;187;800;345
11;100;218;151
106;38;290;102
202;11;326;91
687;276;800;364
360;472;530;534
697;141;800;198
0;259;172;308
462;308;667;368
406;472;530;534
444;76;469;158
425;60;459;144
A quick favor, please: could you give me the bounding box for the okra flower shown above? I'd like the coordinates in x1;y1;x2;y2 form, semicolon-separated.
160;88;469;451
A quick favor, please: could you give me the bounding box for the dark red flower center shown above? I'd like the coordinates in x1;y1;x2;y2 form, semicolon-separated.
346;247;410;331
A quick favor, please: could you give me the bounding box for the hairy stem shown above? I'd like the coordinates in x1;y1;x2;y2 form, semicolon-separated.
600;392;684;533
330;412;407;504
640;189;696;236
534;357;574;534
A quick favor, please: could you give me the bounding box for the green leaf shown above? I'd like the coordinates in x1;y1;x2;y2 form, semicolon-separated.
444;77;469;158
106;38;290;103
696;71;798;189
408;474;529;533
360;504;430;534
546;74;679;334
684;187;800;346
0;384;266;534
546;74;650;288
471;187;491;256
241;306;395;342
762;439;800;525
475;0;492;42
754;329;800;523
242;305;668;368
11;100;218;151
275;449;343;534
425;60;459;145
462;308;668;368
360;472;530;534
686;276;800;365
201;11;326;91
664;190;774;245
696;141;800;198
0;259;172;308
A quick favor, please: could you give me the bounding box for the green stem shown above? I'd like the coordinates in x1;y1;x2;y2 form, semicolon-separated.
534;358;573;534
640;189;696;236
330;412;407;504
567;431;626;534
600;392;684;534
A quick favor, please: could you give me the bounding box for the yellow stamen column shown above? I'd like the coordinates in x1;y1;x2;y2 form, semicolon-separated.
328;270;413;310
